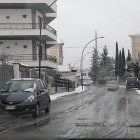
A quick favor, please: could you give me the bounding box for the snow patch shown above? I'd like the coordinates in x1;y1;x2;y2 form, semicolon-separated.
50;86;85;101
119;85;125;88
136;90;140;95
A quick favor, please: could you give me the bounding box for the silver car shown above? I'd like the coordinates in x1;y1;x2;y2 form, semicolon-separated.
107;80;119;91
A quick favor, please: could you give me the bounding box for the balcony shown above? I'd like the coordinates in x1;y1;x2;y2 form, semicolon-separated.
0;0;57;13
0;23;57;41
0;54;58;69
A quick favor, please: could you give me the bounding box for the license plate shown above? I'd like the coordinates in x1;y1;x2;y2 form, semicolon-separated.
5;105;15;110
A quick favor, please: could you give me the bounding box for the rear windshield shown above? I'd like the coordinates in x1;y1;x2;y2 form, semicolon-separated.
0;80;36;92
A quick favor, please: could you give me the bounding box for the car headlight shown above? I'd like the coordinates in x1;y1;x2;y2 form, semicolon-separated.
24;95;35;102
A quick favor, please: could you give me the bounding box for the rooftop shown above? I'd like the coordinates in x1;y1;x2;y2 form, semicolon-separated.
58;65;71;72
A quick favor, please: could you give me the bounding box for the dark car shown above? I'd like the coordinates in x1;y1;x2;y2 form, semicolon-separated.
98;78;107;85
126;77;140;91
0;78;51;118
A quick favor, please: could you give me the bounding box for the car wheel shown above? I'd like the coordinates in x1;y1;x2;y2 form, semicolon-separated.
32;104;40;118
45;102;50;114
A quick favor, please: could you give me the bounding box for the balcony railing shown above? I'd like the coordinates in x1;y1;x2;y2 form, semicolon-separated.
0;23;57;35
0;54;57;63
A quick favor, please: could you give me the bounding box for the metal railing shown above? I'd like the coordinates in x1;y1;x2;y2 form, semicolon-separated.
0;23;57;35
0;54;57;63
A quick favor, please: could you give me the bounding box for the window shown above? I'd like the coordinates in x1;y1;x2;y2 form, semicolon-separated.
7;46;10;49
0;42;3;44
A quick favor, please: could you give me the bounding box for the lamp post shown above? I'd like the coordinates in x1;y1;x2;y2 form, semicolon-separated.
80;37;105;89
39;19;42;79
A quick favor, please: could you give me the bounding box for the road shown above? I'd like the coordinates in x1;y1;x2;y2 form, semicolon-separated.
0;85;140;139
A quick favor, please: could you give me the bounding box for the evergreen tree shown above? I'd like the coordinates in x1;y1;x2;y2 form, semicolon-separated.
91;48;99;83
121;48;126;76
118;50;122;77
115;42;119;77
98;46;114;78
126;49;131;62
100;46;108;67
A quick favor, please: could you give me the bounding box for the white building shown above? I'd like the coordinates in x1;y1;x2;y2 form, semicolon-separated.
0;0;58;70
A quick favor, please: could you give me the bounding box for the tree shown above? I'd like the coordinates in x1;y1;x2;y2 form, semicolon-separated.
118;50;122;77
133;62;140;78
126;49;132;62
98;46;114;78
100;46;108;67
115;42;119;77
90;48;99;83
121;48;126;76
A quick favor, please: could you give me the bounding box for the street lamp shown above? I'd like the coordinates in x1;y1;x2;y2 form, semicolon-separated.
80;37;105;89
39;19;42;79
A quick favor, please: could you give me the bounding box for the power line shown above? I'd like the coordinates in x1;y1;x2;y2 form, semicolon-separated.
64;45;132;48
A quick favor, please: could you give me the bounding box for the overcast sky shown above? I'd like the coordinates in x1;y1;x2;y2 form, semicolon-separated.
52;0;140;68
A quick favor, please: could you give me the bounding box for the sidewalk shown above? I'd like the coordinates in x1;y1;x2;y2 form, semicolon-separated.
49;87;74;95
50;86;85;101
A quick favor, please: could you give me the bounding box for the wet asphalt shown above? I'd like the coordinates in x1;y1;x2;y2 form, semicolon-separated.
0;85;140;139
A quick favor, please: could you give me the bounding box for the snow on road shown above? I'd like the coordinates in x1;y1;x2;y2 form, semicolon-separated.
136;90;140;95
50;86;85;101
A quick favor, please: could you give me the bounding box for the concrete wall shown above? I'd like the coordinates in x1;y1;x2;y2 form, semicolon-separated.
0;40;32;55
0;9;32;23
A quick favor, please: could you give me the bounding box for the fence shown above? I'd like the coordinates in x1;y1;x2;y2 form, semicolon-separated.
0;64;14;88
54;77;73;92
0;54;57;63
0;23;57;35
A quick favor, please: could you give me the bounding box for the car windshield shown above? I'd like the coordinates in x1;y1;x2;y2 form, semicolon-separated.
0;80;36;92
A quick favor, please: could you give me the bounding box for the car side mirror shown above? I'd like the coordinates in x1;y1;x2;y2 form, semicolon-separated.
36;88;44;96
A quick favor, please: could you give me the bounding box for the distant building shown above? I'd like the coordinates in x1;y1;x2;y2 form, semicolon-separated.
129;35;140;62
47;43;64;65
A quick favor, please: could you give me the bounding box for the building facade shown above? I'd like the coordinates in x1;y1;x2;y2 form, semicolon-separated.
129;35;140;62
0;0;58;70
47;43;64;65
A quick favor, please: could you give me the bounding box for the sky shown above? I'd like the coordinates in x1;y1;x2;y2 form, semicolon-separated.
51;0;140;69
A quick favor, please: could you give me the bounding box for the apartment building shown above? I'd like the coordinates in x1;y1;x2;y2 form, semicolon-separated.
0;0;58;77
129;35;140;62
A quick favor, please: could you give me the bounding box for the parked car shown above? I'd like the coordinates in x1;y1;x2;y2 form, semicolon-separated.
0;78;51;118
83;79;92;86
107;80;119;91
126;77;140;91
98;78;107;85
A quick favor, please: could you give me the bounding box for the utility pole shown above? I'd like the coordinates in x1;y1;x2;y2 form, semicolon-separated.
39;19;42;79
95;30;98;82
